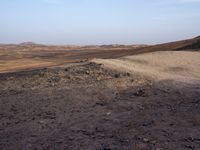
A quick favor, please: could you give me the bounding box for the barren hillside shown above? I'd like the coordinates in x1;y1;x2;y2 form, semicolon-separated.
93;51;200;83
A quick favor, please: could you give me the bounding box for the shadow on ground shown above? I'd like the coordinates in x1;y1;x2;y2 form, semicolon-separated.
0;62;200;150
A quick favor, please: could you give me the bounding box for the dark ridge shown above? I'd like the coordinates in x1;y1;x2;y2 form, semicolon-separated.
176;39;200;50
135;36;200;53
99;45;126;48
194;35;200;39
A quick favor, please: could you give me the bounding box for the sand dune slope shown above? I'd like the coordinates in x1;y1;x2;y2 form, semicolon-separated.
93;51;200;83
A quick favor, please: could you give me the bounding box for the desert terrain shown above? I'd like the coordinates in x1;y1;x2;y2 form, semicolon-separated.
0;37;200;150
0;43;146;73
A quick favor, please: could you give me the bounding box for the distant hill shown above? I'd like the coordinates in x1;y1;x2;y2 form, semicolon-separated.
1;36;200;52
194;36;200;39
19;42;41;46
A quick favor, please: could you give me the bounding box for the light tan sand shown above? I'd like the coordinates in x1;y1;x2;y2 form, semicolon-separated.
92;51;200;83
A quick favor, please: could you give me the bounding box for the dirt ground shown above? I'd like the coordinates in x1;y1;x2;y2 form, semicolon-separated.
93;51;200;83
0;44;145;73
0;61;200;150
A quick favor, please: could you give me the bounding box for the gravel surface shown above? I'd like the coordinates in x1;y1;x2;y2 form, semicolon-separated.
0;61;200;150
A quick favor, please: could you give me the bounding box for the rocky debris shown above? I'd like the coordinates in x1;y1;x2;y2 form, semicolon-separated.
114;72;131;78
0;62;200;150
0;62;130;91
134;89;146;97
143;138;149;143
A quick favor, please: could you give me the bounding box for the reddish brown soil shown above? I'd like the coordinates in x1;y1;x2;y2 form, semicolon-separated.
0;44;146;73
0;36;199;73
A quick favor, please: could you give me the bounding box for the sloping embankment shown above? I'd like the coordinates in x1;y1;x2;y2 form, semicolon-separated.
92;51;200;83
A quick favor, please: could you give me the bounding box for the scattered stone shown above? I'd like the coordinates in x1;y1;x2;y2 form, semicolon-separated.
134;89;146;97
106;112;111;115
95;102;105;106
97;77;101;81
86;70;90;75
143;138;149;142
114;73;121;78
39;120;45;124
126;72;131;76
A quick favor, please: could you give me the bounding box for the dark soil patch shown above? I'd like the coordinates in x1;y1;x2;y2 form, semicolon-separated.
0;62;200;150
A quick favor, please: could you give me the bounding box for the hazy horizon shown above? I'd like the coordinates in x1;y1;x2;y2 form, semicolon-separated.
1;0;200;45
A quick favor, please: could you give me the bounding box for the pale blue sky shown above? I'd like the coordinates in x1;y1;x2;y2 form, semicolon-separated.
0;0;200;45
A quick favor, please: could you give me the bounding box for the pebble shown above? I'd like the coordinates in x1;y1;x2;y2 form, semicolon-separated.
106;112;111;115
39;120;45;124
143;138;149;142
